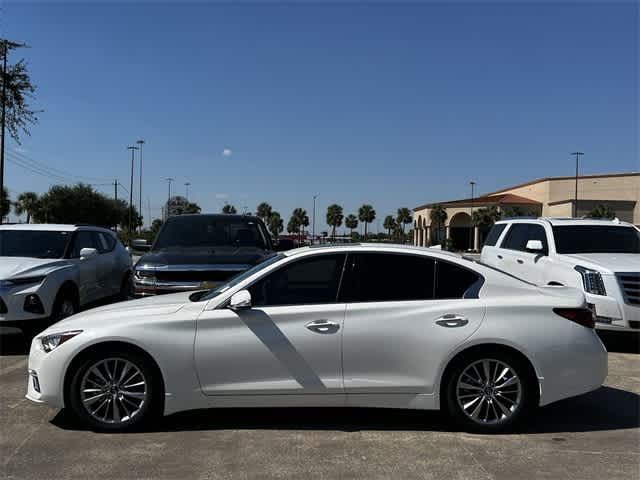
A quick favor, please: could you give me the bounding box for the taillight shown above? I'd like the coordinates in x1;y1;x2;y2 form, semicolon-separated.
553;308;595;329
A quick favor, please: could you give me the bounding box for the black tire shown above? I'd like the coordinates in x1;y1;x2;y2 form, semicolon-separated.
444;350;537;434
50;289;78;324
118;272;133;301
68;349;158;432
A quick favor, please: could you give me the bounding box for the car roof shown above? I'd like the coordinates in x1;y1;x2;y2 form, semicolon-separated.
494;217;635;228
0;223;114;233
283;242;465;261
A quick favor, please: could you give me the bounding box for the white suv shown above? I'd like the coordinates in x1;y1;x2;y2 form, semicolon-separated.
0;224;132;337
480;217;640;333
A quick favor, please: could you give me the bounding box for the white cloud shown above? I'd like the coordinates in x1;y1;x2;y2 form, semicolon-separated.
222;148;232;157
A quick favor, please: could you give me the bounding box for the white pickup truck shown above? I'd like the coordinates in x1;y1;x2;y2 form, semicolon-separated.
480;217;640;332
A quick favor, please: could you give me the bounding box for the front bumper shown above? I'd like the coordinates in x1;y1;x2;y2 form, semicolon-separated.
25;336;66;409
586;274;640;332
0;282;53;323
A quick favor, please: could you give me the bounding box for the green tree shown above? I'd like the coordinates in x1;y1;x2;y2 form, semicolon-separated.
256;202;273;223
383;215;396;237
167;196;201;216
396;207;412;241
429;204;448;244
471;205;502;229
326;204;344;239
0;40;40;144
222;204;237;214
358;204;376;239
501;205;539;218
268;211;283;238
587;204;616;219
32;183;122;227
13;191;38;223
1;186;10;219
287;215;300;235
292;208;309;242
150;218;163;236
345;214;358;237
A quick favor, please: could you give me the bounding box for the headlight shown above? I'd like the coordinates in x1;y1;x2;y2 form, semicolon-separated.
40;330;83;353
0;276;46;288
134;270;156;280
575;266;606;296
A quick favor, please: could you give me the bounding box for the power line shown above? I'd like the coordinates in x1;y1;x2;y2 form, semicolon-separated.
6;154;68;181
10;149;112;182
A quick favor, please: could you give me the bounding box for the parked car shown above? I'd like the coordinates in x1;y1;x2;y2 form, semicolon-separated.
133;214;275;296
0;224;132;337
27;243;606;433
480;217;640;332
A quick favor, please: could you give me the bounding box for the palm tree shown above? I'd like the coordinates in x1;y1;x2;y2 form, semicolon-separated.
268;211;283;238
1;187;10;220
358;204;376;239
292;208;309;243
383;215;396;238
345;214;358;238
587;204;616;219
287;215;300;235
396;207;412;241
471;205;502;229
222;204;237;214
326;204;344;239
13;191;39;223
429;204;447;243
256;202;272;223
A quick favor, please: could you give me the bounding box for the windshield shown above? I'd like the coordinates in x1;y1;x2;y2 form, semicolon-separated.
0;230;71;259
154;216;269;250
199;253;284;301
553;225;640;254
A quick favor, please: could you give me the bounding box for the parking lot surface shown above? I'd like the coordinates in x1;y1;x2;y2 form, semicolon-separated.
1;329;638;480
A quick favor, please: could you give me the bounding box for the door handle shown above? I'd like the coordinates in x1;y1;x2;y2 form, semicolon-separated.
497;254;503;260
306;319;340;334
517;258;524;264
435;314;469;328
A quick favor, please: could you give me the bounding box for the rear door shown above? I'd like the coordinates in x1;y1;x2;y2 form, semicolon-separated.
68;230;100;304
341;253;485;397
499;223;549;284
479;223;508;269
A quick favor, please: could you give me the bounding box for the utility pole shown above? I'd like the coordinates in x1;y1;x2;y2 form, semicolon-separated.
114;179;118;202
469;181;476;250
127;146;139;243
184;182;191;200
165;177;174;219
136;139;145;231
312;194;318;244
571;152;584;217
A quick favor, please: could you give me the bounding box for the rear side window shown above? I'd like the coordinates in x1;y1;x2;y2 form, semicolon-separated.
502;224;548;253
484;224;507;247
339;253;435;302
435;261;482;299
99;232;117;252
249;254;346;306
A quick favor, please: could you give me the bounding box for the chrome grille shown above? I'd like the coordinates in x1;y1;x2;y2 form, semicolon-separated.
617;272;640;306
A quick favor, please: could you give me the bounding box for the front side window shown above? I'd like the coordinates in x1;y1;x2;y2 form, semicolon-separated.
553;225;640;254
70;231;98;258
249;254;346;307
501;223;547;253
339;253;435;302
0;230;71;259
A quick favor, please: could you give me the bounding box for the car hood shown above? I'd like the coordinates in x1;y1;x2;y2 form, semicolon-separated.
136;246;272;268
561;253;640;274
47;292;194;332
0;256;72;280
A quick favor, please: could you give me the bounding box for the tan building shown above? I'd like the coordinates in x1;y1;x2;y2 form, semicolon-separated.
413;172;640;251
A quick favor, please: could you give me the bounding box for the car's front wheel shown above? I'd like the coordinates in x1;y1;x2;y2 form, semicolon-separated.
68;350;159;431
444;351;536;433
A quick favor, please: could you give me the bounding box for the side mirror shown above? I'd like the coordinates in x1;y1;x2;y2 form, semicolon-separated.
80;247;98;259
525;240;544;253
229;289;252;310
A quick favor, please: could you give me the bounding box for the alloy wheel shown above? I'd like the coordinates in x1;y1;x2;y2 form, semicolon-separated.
456;358;522;425
80;358;148;425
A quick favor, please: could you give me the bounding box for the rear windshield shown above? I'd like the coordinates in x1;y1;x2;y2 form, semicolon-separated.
552;225;640;254
154;216;269;250
0;230;71;259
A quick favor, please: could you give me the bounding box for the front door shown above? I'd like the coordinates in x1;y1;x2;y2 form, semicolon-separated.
498;223;550;285
69;231;100;304
194;253;347;396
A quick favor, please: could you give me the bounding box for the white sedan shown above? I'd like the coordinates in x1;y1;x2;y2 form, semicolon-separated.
26;244;607;433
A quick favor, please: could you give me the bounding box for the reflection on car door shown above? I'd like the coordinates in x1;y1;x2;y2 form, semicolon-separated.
69;230;100;304
341;253;485;399
194;253;347;399
499;223;549;285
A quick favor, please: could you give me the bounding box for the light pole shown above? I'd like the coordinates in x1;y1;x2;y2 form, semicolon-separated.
127;146;139;243
136;139;145;231
312;194;318;244
184;182;191;200
470;181;476;250
165;177;174;219
571;152;584;217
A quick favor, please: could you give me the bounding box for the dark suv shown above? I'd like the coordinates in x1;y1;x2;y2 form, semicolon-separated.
133;214;275;296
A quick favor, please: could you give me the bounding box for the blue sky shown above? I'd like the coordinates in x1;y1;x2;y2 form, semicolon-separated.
2;1;638;231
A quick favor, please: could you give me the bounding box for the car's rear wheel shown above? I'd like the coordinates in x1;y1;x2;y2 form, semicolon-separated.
68;351;158;432
445;351;536;433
